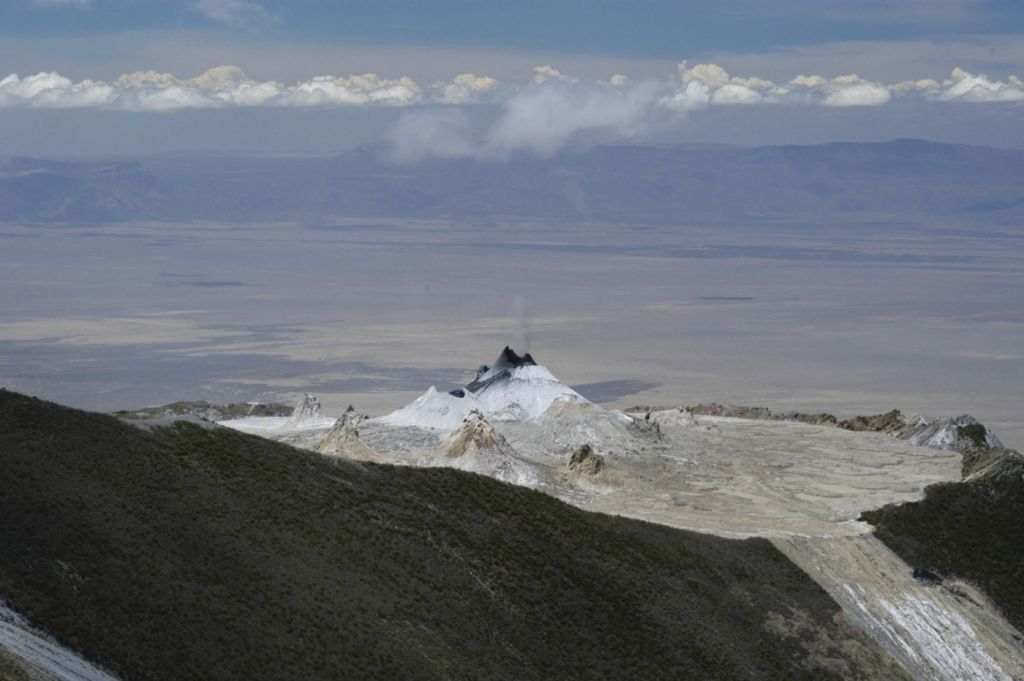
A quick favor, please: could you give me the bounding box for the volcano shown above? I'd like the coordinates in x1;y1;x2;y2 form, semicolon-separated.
380;346;583;430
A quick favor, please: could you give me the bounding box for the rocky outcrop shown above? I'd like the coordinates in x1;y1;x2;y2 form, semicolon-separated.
430;410;543;487
315;407;379;462
628;403;837;426
840;411;1005;454
960;443;1024;482
626;411;662;441
904;415;1003;452
340;405;365;427
642;407;720;434
839;410;906;433
283;393;324;430
777;411;839;426
687;403;775;420
628;404;1005;456
566;444;605;476
439;410;515;458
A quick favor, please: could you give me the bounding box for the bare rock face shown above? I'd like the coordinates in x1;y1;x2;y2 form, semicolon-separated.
339;405;366;428
626;411;662;441
645;408;720;434
315;407;380;462
113;400;293;422
567;444;605;476
775;411;839;426
840;411;1005;454
284;393;324;430
431;410;541;487
439;410;515;458
688;403;774;420
839;410;905;433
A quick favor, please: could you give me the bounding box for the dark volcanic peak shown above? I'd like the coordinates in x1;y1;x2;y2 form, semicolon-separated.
493;346;536;370
467;346;537;393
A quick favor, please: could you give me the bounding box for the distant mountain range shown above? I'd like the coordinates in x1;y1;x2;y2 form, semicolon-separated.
3;139;1024;225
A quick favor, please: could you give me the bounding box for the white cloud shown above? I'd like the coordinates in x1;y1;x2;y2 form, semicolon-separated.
432;73;501;104
1;60;1021;122
0;66;433;111
671;61;893;108
660;79;711;112
677;61;732;89
388;109;477;162
789;74;828;88
675;61;784;105
0;72;113;108
822;79;892;107
487;80;663;157
282;74;421;107
531;65;574;85
889;78;941;94
388;79;669;160
712;83;764;105
194;0;272;29
383;60;1024;159
940;68;1024;102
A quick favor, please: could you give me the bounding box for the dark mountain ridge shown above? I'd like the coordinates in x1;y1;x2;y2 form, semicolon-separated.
0;388;906;681
4;139;1023;225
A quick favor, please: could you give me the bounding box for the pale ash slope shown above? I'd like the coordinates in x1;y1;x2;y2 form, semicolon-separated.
565;413;1023;681
220;351;1024;681
0;604;119;681
777;535;1023;681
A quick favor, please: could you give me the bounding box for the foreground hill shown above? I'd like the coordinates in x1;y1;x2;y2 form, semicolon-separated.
0;389;905;681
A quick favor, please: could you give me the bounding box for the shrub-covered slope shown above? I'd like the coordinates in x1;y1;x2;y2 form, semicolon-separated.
862;448;1024;631
0;389;903;681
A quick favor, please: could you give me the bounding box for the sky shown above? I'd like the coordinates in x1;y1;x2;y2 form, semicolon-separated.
1;0;1023;154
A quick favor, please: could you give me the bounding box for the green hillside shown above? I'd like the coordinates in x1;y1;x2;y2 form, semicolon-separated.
862;448;1024;631
0;390;903;681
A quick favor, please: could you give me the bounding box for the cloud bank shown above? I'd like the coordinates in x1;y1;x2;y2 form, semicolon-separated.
1;60;1020;156
1;60;1020;113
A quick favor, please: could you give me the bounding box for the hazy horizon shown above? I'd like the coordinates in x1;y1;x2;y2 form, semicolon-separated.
3;197;1022;448
2;0;1022;449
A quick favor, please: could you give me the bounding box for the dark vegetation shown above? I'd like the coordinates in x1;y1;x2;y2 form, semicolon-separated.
956;423;989;449
862;448;1024;631
0;389;901;681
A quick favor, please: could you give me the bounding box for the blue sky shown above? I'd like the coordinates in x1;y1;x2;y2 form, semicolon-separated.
1;0;1023;155
5;1;1024;55
5;0;1024;78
